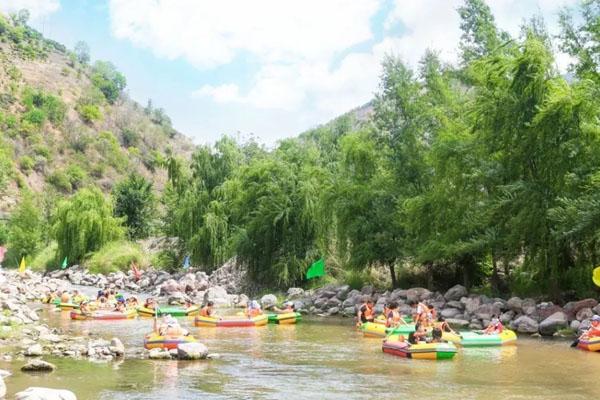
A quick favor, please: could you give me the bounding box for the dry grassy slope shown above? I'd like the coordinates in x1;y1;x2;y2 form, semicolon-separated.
0;39;195;213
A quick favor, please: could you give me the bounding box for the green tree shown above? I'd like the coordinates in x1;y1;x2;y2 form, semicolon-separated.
74;41;90;65
6;191;43;265
53;187;125;263
113;173;155;239
91;61;126;104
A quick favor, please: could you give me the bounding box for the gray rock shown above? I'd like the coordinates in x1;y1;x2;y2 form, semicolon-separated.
148;348;172;360
286;288;305;299
406;288;431;303
512;315;539;333
578;319;591;335
109;338;124;356
15;387;76;400
538;312;568;336
444;284;467;301
446;300;464;310
440;308;461;318
326;297;341;308
576;307;594;322
177;342;208;360
39;334;62;343
342;306;356;317
564;298;598;319
327;307;340;315
474;303;501;321
592;304;600;315
536;303;563;321
500;310;515;325
361;285;374;295
469;321;483;330
25;344;43;357
462;296;481;315
0;375;5;398
570;320;581;331
21;360;56;372
336;285;350;301
446;318;469;328
203;286;229;306
260;294;278;309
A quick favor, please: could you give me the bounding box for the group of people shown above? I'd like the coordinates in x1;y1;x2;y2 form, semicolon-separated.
198;299;296;319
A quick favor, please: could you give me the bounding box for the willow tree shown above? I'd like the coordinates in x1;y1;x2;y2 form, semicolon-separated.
113;173;155;240
53;187;124;263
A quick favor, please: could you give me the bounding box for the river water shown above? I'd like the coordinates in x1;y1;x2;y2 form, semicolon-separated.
2;305;600;399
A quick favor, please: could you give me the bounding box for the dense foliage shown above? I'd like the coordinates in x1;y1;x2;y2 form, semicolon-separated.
3;1;600;299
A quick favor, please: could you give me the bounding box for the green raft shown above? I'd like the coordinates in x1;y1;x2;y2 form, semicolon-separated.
137;306;199;317
267;312;302;324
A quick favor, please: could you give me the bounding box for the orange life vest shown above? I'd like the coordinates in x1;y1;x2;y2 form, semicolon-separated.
200;306;211;317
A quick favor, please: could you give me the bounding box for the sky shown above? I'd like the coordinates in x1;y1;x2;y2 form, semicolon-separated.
1;0;579;145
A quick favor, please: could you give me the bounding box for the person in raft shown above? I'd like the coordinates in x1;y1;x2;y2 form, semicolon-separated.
60;290;71;304
436;316;458;335
273;301;296;313
144;297;157;310
200;301;215;317
114;297;126;313
158;315;189;336
482;316;503;335
385;302;402;328
430;327;444;343
247;300;263;317
408;323;428;344
356;297;375;326
581;315;600;339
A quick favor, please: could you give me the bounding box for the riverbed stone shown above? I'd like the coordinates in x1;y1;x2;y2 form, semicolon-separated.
444;284;467;301
203;286;229;306
0;375;5;398
576;307;594;322
260;294;278;309
286;288;304;299
327;307;340;315
512;315;539;333
177;342;208;360
25;344;43;357
539;311;568;336
39;333;62;343
446;300;464;310
500;310;515;325
21;360;56;372
565;299;598;319
109;338;124;356
15;387;76;400
148;348;171;360
570;320;581;331
536;303;563;321
441;308;461;318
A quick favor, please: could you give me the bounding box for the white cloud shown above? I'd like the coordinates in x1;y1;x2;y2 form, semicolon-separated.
0;0;60;21
109;0;380;69
193;83;242;104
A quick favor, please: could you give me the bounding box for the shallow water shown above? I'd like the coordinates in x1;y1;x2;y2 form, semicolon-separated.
3;304;600;399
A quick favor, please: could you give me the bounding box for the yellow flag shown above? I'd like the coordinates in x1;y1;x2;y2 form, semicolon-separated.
593;266;600;287
18;257;26;274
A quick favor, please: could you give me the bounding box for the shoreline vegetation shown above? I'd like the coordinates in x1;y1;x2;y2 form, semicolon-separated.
1;0;600;347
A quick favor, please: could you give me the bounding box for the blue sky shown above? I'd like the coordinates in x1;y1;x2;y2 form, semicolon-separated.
2;0;578;145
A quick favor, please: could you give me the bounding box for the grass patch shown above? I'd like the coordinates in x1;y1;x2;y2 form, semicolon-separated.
86;240;149;275
31;241;58;271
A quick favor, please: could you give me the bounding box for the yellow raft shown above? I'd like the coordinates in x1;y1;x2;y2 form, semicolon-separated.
143;332;197;350
195;314;268;327
70;308;137;321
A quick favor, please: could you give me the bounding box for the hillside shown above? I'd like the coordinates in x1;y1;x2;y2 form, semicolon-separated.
0;13;194;215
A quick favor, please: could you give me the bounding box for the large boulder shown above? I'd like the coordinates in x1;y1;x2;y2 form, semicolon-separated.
177;342;208;360
21;360;56;373
260;294;278;309
511;315;539;333
536;303;563;321
15;387;76;400
474;303;501;321
336;285;351;301
576;307;594;322
159;279;181;296
538;311;568;336
462;296;482;315
406;288;431;303
25;344;44;357
109;338;125;356
564;299;599;319
286;288;305;300
444;285;468;301
446;300;464;310
148;348;172;359
203;286;229;306
446;318;469;328
440;308;461;319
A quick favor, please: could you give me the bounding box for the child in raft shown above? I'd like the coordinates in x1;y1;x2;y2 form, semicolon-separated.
385;302;402;328
436;316;458;335
79;300;92;316
114;298;126;313
356;297;375;326
408;323;428;344
581;315;600;338
157;315;189;337
273;301;295;313
143;297;157;310
246;300;263;317
200;301;215;317
482;316;504;335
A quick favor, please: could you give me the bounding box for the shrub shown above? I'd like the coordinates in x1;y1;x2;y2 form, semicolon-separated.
90;61;126;104
19;156;34;172
65;164;87;189
30;241;58;271
6;191;43;263
46;171;72;192
77;104;102;123
87;241;148;275
152;249;180;273
22;109;45;126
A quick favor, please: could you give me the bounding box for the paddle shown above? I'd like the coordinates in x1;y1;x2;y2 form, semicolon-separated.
571;335;582;348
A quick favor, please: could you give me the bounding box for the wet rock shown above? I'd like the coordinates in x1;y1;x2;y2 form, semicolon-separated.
21;360;56;372
148;348;171;360
441;308;461;319
159;279;181;296
512;316;539;333
462;296;482;314
109;338;124;356
474;304;501;321
260;294;278;309
25;344;43;357
177;342;208;360
206;353;220;360
15;387;76;400
576;307;594;322
539;312;568;336
39;334;62;343
444;284;467;301
326;297;341;308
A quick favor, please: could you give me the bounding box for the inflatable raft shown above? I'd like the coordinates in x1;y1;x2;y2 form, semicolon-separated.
194;314;268;327
56;302;79;311
70;309;137;321
459;330;517;346
577;336;600;352
267;312;302;324
137;305;200;317
382;340;457;360
143;332;197;350
359;322;415;338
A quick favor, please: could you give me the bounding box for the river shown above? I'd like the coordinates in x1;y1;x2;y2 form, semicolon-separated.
2;303;600;399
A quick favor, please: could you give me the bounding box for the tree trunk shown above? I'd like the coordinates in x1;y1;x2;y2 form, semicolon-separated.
389;263;397;289
490;252;500;295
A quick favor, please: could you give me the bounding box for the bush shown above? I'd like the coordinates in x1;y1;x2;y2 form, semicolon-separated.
30;241;58;271
7;191;43;263
78;104;102;123
152;249;180;273
46;171;72;192
0;222;8;246
65;164;87;189
90;61;126;104
22;109;45;126
19;156;34;172
87;241;148;275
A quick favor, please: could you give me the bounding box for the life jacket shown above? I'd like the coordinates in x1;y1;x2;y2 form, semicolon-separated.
60;293;71;303
248;308;261;317
386;310;401;328
200;306;212;317
588;325;600;337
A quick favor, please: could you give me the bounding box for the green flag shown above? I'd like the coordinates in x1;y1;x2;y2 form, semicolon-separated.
61;257;68;269
306;258;325;279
